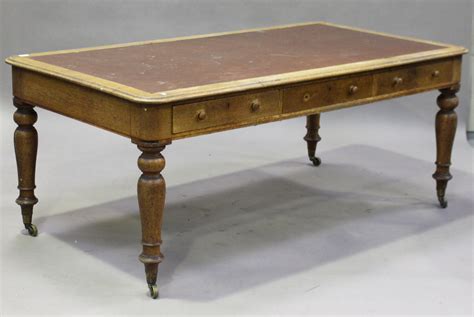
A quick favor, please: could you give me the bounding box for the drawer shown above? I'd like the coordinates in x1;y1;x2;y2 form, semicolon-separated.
282;74;373;113
172;90;281;134
375;59;453;95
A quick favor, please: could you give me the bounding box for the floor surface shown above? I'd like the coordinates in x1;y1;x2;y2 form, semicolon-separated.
1;93;473;315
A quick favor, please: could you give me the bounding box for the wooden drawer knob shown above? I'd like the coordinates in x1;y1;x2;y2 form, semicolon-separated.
432;70;440;78
349;85;359;95
392;76;403;86
250;100;261;112
196;109;207;121
303;93;311;102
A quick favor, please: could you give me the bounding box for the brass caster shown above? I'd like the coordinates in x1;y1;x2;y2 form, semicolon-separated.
309;156;321;166
25;224;38;237
148;284;159;299
438;197;448;209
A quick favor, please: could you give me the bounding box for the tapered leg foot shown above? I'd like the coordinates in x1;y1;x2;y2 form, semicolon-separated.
309;156;321;166
136;141;167;299
148;283;159;299
25;223;38;237
435;177;450;208
432;85;459;208
304;114;322;166
13;98;39;236
438;195;448;209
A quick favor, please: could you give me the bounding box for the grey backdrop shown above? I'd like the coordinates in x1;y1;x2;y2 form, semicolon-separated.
1;1;473;313
0;0;472;126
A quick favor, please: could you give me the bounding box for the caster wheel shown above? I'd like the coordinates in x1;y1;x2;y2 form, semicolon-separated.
25;224;38;237
148;284;159;299
438;197;447;209
310;156;321;166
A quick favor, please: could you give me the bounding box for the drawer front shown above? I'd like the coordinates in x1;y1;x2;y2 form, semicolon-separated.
282;74;373;113
375;59;453;95
172;91;281;134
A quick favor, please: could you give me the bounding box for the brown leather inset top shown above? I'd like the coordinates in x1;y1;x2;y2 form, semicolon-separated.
32;23;445;93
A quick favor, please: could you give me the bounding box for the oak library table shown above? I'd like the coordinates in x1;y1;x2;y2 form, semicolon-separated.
6;22;467;299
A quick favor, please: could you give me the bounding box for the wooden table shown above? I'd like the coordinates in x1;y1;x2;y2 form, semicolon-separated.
6;22;467;299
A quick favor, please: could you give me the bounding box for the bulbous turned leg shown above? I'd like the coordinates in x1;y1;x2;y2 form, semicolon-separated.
13;98;39;236
304;114;322;166
136;141;167;299
433;85;459;208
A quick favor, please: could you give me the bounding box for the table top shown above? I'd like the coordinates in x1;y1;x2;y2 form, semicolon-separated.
6;22;466;104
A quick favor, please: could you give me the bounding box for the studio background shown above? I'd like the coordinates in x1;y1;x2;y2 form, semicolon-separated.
0;0;473;121
1;0;472;315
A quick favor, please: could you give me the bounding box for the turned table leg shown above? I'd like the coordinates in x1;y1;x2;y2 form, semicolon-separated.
136;141;166;299
304;113;322;166
433;85;459;208
13;98;39;236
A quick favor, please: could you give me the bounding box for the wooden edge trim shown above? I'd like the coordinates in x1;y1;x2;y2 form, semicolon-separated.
145;49;465;103
7;58;153;100
6;48;465;105
5;21;468;104
319;21;468;51
7;21;325;57
6;21;466;58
